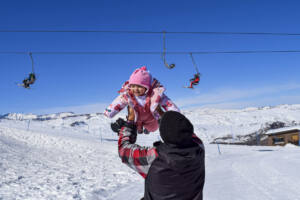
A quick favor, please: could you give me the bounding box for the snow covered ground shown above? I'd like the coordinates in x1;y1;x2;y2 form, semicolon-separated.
1;105;300;199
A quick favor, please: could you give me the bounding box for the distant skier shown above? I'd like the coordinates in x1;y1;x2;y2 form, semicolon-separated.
19;73;36;89
104;66;180;134
115;111;205;200
186;73;200;89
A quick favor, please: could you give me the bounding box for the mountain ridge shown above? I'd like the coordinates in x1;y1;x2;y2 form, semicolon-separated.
1;104;300;144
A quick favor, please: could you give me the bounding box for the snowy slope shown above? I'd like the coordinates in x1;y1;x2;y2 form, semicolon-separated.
1;104;300;199
0;126;143;200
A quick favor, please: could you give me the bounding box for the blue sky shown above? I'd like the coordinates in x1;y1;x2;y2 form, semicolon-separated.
1;0;300;114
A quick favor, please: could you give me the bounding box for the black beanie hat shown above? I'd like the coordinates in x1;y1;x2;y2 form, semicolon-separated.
159;111;194;146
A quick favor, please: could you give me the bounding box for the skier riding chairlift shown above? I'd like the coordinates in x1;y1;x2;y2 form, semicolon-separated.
21;73;36;89
187;73;200;89
19;53;37;89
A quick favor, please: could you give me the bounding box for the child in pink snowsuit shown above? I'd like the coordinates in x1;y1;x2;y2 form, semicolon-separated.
104;66;180;134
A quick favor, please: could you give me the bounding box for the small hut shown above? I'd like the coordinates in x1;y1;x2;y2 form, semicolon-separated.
266;127;300;146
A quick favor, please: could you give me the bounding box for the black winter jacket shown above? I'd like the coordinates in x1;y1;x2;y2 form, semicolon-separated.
144;141;205;200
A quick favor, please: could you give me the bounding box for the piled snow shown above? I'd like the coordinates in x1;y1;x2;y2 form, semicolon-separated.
0;104;300;199
284;143;299;148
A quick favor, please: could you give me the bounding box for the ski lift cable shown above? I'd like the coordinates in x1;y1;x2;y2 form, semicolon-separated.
2;30;300;36
1;50;300;55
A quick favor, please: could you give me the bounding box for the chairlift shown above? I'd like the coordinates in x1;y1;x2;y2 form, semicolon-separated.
161;31;175;69
183;53;201;89
18;52;37;89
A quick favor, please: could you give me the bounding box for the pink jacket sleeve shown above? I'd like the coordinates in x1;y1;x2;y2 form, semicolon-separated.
104;94;129;118
160;94;180;112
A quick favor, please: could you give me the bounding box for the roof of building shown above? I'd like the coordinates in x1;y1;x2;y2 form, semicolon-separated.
266;126;300;136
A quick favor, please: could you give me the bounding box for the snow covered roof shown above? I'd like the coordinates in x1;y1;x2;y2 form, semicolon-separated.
266;126;300;135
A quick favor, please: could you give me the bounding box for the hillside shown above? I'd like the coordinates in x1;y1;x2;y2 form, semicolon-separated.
1;104;300;144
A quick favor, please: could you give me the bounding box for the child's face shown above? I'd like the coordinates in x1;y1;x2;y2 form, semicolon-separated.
130;84;147;96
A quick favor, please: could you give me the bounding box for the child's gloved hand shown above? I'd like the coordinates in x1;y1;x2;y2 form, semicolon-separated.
111;118;125;134
111;118;137;134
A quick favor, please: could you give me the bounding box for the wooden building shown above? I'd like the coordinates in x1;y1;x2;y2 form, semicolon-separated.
267;128;300;146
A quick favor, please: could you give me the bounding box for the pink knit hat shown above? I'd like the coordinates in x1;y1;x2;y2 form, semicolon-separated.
128;66;152;90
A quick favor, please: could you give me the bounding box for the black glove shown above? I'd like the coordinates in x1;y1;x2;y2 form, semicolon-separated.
111;118;137;144
111;118;125;134
111;118;137;135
